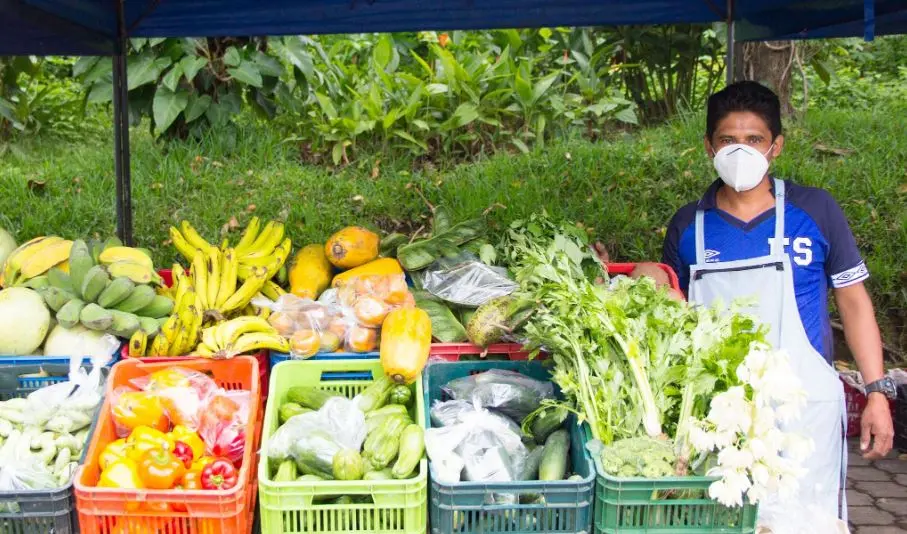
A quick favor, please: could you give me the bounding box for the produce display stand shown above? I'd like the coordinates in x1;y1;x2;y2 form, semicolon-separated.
74;357;262;534
586;429;757;534
604;263;682;293
258;359;428;534
422;358;595;534
0;361;110;534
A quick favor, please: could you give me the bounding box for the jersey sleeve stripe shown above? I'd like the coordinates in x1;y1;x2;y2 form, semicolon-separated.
830;261;869;288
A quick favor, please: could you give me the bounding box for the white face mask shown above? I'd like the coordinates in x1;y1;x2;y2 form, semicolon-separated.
712;143;774;192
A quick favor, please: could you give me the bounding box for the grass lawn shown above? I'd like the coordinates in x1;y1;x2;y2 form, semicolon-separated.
1;101;905;353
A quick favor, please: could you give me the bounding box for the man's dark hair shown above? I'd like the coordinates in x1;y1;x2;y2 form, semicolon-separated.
706;81;782;141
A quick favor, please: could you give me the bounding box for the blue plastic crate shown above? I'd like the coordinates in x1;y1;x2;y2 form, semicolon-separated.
0;362;108;533
0;351;119;394
422;359;595;534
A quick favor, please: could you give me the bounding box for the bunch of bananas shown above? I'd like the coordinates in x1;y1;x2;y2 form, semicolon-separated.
170;218;290;284
131;220;292;358
35;239;174;339
196;316;289;357
1;236;73;288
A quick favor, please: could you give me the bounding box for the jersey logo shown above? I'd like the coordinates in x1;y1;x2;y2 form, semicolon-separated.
768;237;813;266
704;249;720;262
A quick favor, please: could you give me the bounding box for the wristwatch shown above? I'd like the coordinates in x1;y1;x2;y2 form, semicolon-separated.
865;377;898;400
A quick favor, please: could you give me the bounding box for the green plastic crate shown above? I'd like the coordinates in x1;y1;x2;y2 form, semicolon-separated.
423;359;595;534
258;359;428;534
586;428;757;534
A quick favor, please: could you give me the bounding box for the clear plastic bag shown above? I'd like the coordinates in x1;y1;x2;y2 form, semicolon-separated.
26;352;106;430
198;390;251;466
418;253;517;307
429;399;522;436
129;367;219;431
756;497;850;534
443;369;555;422
267;397;367;464
0;429;59;511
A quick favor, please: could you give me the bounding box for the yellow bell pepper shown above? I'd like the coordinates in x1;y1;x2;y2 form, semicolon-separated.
99;438;129;471
99;458;143;489
126;426;174;462
169;425;205;461
189;455;215;475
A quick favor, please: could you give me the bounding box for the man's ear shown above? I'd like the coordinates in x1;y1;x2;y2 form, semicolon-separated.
771;135;785;159
704;136;714;157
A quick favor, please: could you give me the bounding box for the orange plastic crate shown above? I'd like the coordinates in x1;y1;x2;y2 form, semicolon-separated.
74;357;261;534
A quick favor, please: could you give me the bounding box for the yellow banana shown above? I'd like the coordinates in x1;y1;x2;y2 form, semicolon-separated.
178;289;197;328
261;280;286;301
169;322;188;356
242;221;274;254
99;246;153;270
219;238;229;252
170;226;198;263
55;260;70;274
183;317;202;355
249;297;271;320
227;332;290;355
216;248;238;309
180;221;214;253
234;216;261;254
161;315;180;343
213;316;274;350
16;239;73;282
202;326;220;352
264;238;292;279
240;221;285;260
219;268;267;313
128;330;148;358
148;333;171;357
191;249;209;311
195;344;215;357
4;236;63;279
206;248;221;311
172;263;186;281
237;263;255;281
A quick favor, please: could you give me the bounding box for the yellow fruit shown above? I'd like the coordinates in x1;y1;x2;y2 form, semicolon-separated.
319;331;341;352
353;296;389;328
268;312;296;337
324;227;379;270
290;329;320;357
331;257;403;288
380;308;431;384
347;325;377;353
288;244;333;300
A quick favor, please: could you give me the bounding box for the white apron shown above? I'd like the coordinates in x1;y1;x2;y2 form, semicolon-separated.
687;179;848;522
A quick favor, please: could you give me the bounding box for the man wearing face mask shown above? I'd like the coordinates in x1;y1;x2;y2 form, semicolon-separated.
662;81;894;521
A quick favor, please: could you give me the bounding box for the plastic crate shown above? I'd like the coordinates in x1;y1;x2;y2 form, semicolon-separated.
0;362;109;534
74;357;261;534
429;343;540;362
604;262;682;294
587;428;757;534
841;377;896;437
0;353;119;391
258;359;428;534
120;346;271;400
423;359;595;534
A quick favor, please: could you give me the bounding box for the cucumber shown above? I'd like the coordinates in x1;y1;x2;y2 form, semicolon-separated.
363;468;393;481
527;406;569;444
538;429;569;481
278;402;311;425
357;375;394;413
517;446;546;481
297;474;324;482
391;424;424;479
273;459;298;481
286;387;344;410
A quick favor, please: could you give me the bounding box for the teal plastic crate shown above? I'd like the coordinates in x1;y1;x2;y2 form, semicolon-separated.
586;426;757;534
423;359;595;534
0;352;119;393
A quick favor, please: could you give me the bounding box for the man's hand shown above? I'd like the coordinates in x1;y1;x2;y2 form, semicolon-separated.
593;242;610;263
861;393;894;460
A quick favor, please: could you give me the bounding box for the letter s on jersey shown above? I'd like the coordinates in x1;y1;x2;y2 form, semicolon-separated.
769;237;813;266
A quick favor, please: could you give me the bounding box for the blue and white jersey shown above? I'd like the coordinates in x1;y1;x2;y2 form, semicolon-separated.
662;178;868;363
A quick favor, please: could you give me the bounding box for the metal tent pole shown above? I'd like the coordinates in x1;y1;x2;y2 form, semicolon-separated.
112;0;133;245
726;0;736;84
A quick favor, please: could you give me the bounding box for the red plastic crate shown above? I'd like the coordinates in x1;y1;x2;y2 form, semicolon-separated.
604;262;682;294
429;343;539;361
842;377;896;437
74;357;261;534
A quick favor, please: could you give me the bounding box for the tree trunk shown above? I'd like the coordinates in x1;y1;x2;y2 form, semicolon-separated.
742;41;795;116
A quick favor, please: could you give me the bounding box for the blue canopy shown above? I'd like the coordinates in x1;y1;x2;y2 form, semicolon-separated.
2;0;905;56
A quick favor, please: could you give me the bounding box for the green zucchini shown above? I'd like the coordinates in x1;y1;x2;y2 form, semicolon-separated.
526;406;569;444
363;468;393;481
517;446;546;481
273;459;298;482
286;387;344;410
297;474;324;482
357;375;394;413
365;404;409;420
391;424;424;479
278;402;311;425
538;429;569;481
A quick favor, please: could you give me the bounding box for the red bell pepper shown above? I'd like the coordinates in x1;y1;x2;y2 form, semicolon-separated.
172;441;194;469
200;458;238;490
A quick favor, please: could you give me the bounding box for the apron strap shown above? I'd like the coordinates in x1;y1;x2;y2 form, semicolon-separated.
772;179;786;256
695;209;706;264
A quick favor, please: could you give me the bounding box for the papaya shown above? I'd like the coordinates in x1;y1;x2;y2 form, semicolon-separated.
324;227;379;270
379;308;432;385
331;258;403;288
289;244;333;300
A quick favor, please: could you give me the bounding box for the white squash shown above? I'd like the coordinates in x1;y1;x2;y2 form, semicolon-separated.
44;324;119;361
0;228;15;275
0;287;51;355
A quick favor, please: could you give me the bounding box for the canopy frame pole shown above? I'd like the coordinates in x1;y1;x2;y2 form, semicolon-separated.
725;0;737;84
112;0;133;245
